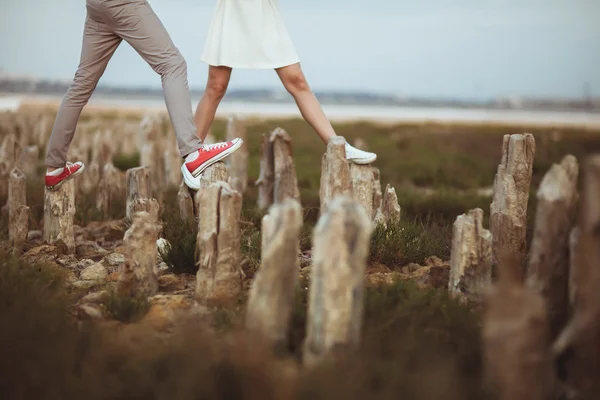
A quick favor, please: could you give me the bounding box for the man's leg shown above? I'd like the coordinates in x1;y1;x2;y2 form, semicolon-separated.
112;2;202;159
45;14;122;168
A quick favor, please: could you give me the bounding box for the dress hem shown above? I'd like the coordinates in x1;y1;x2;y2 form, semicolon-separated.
201;58;301;70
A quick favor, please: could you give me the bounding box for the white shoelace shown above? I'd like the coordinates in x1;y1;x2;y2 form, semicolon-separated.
202;142;229;151
65;162;78;173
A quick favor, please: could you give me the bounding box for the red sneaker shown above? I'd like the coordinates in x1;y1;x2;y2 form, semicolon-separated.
181;138;243;185
45;161;85;191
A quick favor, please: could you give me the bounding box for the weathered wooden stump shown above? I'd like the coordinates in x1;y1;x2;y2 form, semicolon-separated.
96;162;124;215
117;211;159;297
0;133;20;199
225;115;249;193
190;162;229;220
525;154;579;339
490;133;536;282
374;184;401;227
130;198;160;224
272;128;300;205
256;133;275;210
164;145;182;188
11;205;29;255
449;208;493;302
372;167;383;219
126;166;152;220
139;114;166;194
350;164;374;220
568;227;581;308
199;161;228;190
483;280;556;400
177;181;195;220
319;136;352;214
43;179;76;253
246;199;303;347
303;196;372;367
553;155;600;395
18;145;39;177
195;182;243;305
8;167;27;241
91;129;113;169
256;128;300;209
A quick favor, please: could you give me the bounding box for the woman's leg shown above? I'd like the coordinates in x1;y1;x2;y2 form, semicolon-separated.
275;63;336;144
194;65;232;142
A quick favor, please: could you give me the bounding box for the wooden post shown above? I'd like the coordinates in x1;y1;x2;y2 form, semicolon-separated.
96;162;125;216
8;168;27;242
525;154;579;339
246;199;303;347
304;195;371;366
483;280;557;400
449;208;493;302
139;114;166;195
319;136;352;215
126;166;152;220
11;206;29;255
225;115;249;193
43;179;76;253
490;133;536;282
271;128;301;205
256;133;275;211
117;211;159;297
195;182;243;305
553;155;600;395
350;164;374;220
372;167;383;220
177;181;195;220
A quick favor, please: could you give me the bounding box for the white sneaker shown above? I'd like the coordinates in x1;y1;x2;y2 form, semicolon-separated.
345;142;377;164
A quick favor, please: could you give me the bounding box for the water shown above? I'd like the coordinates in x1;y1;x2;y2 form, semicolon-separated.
2;93;599;128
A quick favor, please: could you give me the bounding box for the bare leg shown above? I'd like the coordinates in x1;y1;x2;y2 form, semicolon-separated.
194;66;232;142
276;63;336;144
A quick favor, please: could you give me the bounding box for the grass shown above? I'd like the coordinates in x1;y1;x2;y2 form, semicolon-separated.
113;152;140;172
369;217;451;267
1;248;490;399
158;203;198;274
106;289;151;323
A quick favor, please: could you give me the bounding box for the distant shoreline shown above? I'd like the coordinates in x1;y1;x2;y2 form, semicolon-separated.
2;93;600;129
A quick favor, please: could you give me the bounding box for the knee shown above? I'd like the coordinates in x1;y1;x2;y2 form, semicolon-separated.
64;69;97;105
205;78;228;100
159;52;188;77
283;71;310;94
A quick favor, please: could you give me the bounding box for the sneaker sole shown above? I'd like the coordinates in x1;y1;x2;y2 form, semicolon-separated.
190;139;244;178
180;164;201;191
348;154;377;165
45;164;86;191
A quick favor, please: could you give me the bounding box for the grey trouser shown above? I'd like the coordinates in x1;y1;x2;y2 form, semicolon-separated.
45;0;202;167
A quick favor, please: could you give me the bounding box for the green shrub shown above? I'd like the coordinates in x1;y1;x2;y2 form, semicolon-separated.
106;290;150;323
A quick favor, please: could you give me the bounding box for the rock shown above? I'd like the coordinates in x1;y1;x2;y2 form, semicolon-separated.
107;271;121;282
78;304;104;320
407;263;422;272
71;280;105;290
425;256;445;268
103;253;125;267
75;259;96;270
27;230;43;241
80;263;108;281
76;241;108;259
411;265;450;289
80;290;110;304
21;245;59;264
157;238;170;259
158;274;186;292
157;262;170;276
56;254;78;267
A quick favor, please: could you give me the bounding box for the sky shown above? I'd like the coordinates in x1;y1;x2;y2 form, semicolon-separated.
1;0;599;100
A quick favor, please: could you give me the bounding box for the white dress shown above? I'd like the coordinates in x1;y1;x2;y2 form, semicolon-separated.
201;0;300;69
